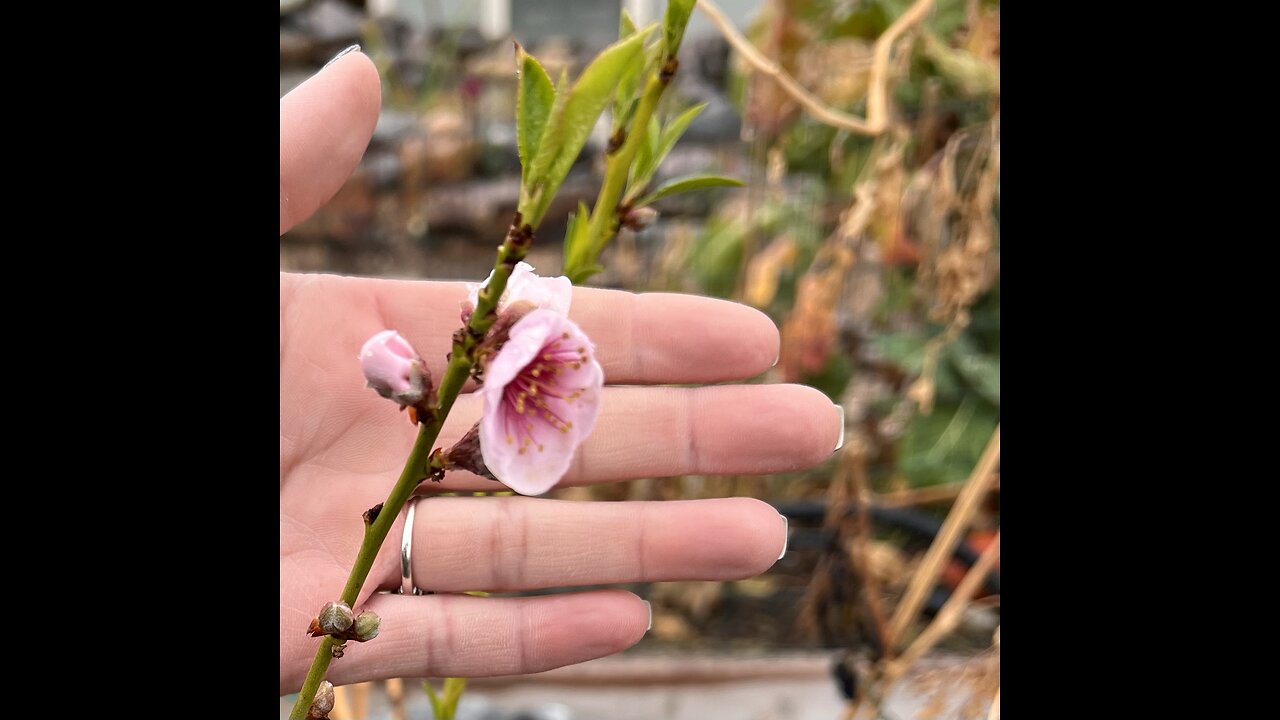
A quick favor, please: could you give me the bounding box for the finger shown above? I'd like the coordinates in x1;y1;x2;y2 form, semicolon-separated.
569;286;779;384
418;383;842;491
280;50;381;235
307;590;650;689
282;273;779;386
376;497;785;592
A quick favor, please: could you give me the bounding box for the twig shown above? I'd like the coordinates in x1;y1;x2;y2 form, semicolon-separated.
884;425;999;648
887;531;999;678
696;0;934;135
853;534;998;720
873;474;998;507
845;445;893;661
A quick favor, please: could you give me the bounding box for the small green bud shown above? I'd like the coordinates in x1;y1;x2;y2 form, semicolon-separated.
354;610;382;642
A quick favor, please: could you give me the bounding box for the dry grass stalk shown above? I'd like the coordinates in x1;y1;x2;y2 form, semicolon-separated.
886;531;1000;681
884;425;1000;647
845;442;893;661
874;474;999;507
850;535;999;720
696;0;935;135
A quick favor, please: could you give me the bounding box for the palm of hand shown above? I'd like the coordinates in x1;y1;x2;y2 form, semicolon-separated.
279;52;841;694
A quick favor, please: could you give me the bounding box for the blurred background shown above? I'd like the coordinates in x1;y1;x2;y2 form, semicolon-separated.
281;0;999;718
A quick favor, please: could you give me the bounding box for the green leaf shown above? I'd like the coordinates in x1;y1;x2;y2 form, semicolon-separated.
524;67;571;204
945;334;1000;405
628;103;706;199
423;680;443;718
619;7;637;39
611;11;646;130
523;24;656;225
663;0;696;59
630;114;662;190
899;398;998;487
442;677;469;718
873;330;927;374
563;200;591;259
633;173;744;208
515;44;555;172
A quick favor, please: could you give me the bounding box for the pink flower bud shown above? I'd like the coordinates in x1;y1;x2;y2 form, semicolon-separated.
622;206;659;231
359;330;433;408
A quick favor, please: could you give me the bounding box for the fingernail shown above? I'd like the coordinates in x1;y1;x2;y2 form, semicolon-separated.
771;349;780;368
777;512;789;560
833;402;846;452
324;44;362;69
644;601;653;632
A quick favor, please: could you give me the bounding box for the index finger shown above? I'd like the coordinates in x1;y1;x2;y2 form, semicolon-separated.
288;273;781;385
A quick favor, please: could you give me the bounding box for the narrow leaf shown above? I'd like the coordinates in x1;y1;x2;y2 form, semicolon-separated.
515;44;555;171
525;69;570;189
634;173;745;208
629;114;662;190
619;8;637;39
423;681;443;718
629;103;706;196
663;0;696;59
524;24;656;225
611;51;647;132
563;200;591;258
612;12;647;130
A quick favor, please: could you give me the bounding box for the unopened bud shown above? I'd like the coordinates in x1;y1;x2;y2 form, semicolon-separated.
441;422;498;481
318;601;354;635
353;611;382;642
622;206;659;231
359;330;434;408
306;681;335;720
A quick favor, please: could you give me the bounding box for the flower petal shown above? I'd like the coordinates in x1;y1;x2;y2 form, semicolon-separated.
478;310;603;496
504;263;573;316
464;262;572;318
359;329;418;395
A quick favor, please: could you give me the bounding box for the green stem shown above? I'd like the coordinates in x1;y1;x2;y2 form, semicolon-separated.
569;73;668;282
289;217;534;720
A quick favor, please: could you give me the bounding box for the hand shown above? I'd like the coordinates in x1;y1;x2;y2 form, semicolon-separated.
279;50;844;694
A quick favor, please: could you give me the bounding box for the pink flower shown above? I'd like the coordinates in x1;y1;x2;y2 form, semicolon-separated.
359;330;431;407
466;261;572;318
479;309;603;495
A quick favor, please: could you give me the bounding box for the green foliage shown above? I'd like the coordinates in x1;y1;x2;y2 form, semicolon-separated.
831;1;891;39
898;396;998;487
519;25;656;226
627;103;707;201
424;677;469;720
685;213;748;297
630;115;663;193
663;0;696;59
633;173;745;208
873;286;1000;488
515;46;555;171
562;200;591;267
612;11;648;134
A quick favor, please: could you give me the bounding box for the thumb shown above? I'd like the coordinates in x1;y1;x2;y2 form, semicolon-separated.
280;47;381;235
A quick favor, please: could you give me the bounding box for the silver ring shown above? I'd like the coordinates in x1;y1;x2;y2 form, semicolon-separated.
400;495;424;595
